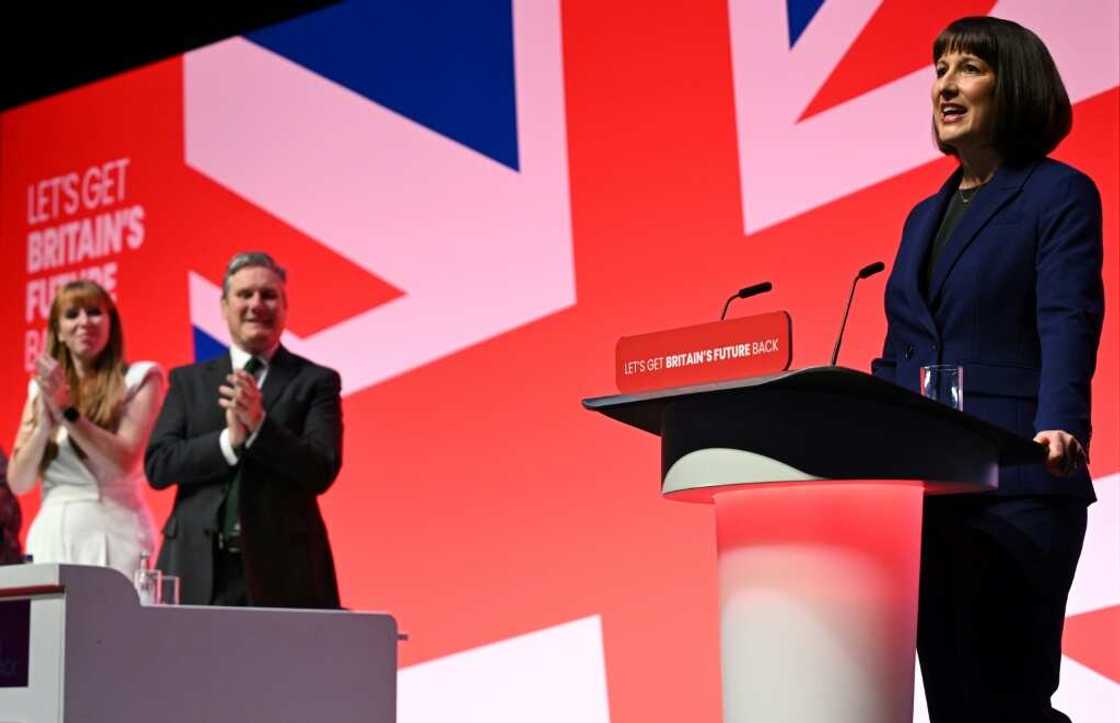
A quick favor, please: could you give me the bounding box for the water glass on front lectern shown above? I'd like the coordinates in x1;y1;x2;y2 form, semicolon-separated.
160;574;181;605
920;364;964;411
133;568;162;605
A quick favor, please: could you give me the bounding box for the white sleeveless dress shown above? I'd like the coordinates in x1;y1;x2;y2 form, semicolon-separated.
25;362;161;580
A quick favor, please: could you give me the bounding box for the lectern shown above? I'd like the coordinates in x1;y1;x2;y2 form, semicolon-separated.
583;366;1041;723
0;564;398;723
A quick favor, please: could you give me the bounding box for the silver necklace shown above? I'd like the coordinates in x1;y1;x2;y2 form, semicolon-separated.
959;185;982;205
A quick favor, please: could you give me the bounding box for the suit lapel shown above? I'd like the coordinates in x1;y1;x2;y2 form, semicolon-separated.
927;162;1033;303
261;345;298;411
203;355;233;432
901;170;958;336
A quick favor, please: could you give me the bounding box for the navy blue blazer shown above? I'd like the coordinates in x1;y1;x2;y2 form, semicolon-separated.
872;158;1104;500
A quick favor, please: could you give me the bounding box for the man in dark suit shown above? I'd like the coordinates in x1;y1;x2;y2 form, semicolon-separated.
145;252;342;608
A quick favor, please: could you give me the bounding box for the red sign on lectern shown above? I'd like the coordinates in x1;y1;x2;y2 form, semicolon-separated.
616;311;792;393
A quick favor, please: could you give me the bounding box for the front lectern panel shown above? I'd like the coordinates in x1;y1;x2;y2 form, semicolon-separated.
0;564;397;723
661;387;1001;486
584;366;1043;493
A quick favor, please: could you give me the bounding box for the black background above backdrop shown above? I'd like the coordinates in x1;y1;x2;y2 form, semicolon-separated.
0;2;334;111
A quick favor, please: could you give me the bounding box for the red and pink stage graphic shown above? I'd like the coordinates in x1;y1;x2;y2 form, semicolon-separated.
1;1;1116;721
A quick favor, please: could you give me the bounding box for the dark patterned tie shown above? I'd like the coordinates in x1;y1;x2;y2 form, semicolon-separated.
220;356;263;548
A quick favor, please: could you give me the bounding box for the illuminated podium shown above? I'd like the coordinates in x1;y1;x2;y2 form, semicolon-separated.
583;366;1042;723
0;564;398;723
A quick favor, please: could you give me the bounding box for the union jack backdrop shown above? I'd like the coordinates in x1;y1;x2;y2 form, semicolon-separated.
1;1;1115;720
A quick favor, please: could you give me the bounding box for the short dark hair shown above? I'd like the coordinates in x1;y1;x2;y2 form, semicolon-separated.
221;251;287;298
933;16;1072;165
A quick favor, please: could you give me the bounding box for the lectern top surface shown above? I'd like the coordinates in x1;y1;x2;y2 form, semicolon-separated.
582;366;1044;466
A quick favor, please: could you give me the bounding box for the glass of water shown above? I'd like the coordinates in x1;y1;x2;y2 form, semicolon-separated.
134;568;162;605
160;575;181;606
920;364;964;411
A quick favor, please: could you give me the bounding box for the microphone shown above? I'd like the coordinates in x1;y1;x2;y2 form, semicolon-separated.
858;261;885;279
720;281;773;320
829;262;885;366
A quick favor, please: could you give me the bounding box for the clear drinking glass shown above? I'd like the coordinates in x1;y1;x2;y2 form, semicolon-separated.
134;568;162;605
160;575;181;606
920;364;964;411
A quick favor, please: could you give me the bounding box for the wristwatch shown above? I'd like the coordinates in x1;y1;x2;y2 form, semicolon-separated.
62;405;80;422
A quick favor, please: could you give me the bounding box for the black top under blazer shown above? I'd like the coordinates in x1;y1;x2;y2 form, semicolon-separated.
873;158;1104;500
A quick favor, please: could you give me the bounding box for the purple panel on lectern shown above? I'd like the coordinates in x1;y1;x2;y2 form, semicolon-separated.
0;599;30;687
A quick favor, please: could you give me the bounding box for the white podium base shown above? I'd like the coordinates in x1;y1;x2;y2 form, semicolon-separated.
714;482;924;723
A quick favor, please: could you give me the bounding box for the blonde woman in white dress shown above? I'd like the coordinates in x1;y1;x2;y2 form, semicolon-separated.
8;280;163;580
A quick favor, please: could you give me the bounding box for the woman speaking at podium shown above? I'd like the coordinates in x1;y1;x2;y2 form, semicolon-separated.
871;17;1104;723
8;281;164;581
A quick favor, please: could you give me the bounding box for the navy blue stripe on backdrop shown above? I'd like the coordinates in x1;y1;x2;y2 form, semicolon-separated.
247;0;520;171
787;0;827;47
192;326;229;363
